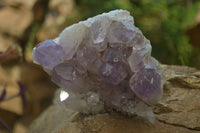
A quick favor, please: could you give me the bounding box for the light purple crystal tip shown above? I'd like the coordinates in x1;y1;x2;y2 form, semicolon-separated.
32;40;66;70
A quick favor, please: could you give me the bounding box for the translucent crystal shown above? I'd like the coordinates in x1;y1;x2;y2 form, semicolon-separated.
90;16;110;44
127;44;152;72
108;21;136;44
32;40;65;70
99;80;155;123
58;23;88;60
59;90;88;113
52;63;86;90
76;45;102;74
129;65;162;105
102;48;128;64
99;63;128;85
32;10;163;123
89;39;108;52
127;28;146;49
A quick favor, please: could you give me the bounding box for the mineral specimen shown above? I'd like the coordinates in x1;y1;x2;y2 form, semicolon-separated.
32;10;163;123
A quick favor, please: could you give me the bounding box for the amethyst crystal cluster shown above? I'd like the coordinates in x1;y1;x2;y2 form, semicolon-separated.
32;10;163;123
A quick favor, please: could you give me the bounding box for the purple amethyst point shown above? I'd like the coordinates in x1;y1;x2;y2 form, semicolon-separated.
129;65;163;105
32;40;66;70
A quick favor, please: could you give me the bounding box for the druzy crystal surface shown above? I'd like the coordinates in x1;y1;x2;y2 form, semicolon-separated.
32;10;163;123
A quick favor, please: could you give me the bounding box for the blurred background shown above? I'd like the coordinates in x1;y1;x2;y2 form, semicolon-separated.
0;0;199;132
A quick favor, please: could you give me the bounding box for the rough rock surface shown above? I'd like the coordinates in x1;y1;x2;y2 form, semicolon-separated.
28;64;200;133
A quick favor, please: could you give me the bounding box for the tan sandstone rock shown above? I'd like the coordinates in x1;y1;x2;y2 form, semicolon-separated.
28;65;200;133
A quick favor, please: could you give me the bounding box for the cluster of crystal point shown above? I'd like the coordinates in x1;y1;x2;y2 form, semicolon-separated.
32;10;163;123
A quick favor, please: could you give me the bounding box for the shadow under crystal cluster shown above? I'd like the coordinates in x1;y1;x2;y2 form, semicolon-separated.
32;10;163;123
